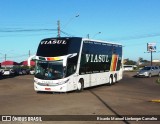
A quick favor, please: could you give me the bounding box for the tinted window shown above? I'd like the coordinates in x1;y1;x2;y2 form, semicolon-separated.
79;41;122;74
143;67;151;70
155;66;159;69
36;37;82;57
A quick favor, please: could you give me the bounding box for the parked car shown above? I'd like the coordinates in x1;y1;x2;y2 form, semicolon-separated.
21;69;27;75
30;70;35;75
13;69;28;75
2;69;15;76
0;69;3;76
137;66;160;77
2;69;10;76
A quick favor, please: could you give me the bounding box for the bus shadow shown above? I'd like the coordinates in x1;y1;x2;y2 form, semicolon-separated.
0;75;18;80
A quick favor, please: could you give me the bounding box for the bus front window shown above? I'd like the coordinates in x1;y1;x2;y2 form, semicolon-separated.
35;60;64;80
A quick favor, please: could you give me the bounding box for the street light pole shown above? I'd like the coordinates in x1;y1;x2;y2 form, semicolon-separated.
92;32;101;39
57;14;79;37
57;20;60;37
62;14;79;29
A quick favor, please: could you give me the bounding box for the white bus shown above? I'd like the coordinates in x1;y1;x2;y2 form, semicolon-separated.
34;37;123;92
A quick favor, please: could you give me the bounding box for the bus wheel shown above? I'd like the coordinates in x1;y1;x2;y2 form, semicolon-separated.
77;79;84;92
108;76;113;86
148;73;152;78
114;74;117;83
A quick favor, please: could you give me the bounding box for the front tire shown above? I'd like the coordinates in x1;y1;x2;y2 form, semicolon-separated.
148;73;152;78
77;80;84;92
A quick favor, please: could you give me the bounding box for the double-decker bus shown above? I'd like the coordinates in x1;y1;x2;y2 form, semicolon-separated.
34;37;123;92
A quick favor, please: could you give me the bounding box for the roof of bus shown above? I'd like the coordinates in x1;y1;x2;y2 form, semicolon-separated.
82;38;122;46
40;37;122;46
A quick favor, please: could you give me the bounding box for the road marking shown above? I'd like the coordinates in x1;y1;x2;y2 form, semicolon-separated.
89;90;130;124
150;100;160;103
15;77;33;80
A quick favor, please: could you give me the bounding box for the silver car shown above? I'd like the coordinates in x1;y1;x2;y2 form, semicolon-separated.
137;66;160;77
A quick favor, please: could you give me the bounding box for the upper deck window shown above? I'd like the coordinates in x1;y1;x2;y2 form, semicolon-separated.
36;37;82;57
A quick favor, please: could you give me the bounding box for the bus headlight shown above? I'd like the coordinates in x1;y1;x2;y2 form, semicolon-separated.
34;78;38;83
59;79;70;85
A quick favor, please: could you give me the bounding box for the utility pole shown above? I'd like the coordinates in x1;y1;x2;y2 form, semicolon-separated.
57;20;60;37
151;50;153;66
87;34;90;39
5;54;6;69
5;54;6;61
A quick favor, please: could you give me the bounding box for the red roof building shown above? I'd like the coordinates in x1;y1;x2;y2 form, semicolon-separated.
20;60;35;66
1;60;19;68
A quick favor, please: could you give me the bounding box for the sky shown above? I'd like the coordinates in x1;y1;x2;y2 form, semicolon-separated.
0;0;160;62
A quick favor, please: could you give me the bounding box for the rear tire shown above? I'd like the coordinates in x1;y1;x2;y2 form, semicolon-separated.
114;74;117;83
108;76;113;86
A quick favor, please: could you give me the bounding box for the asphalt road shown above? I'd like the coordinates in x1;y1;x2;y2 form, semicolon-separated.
0;72;160;124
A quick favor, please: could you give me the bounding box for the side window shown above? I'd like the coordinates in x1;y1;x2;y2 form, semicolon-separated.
79;41;122;74
155;66;158;70
152;67;155;70
66;56;78;77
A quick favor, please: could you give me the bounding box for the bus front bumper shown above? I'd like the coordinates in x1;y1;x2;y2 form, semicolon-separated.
34;83;68;92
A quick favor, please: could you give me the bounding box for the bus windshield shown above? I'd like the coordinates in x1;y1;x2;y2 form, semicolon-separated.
35;60;64;80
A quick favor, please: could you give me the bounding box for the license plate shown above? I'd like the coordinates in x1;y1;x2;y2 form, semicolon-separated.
45;88;51;91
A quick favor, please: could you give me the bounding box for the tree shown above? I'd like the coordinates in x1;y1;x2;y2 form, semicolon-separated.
138;57;143;62
124;59;136;65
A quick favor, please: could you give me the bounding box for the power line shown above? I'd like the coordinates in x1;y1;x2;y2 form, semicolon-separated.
0;32;57;37
60;30;74;37
0;28;57;33
62;14;80;29
7;54;28;59
109;33;160;41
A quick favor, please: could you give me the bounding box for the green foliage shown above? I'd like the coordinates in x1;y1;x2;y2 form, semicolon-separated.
124;59;136;65
21;66;29;69
12;65;21;70
12;65;35;70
